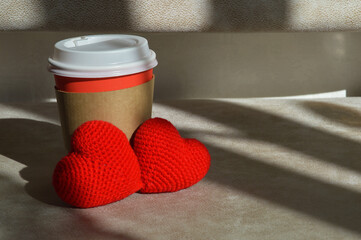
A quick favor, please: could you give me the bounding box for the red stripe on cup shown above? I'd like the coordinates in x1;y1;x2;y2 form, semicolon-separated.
55;69;153;93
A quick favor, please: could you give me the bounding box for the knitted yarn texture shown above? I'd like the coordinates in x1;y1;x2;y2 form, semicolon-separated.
53;120;143;208
131;118;211;193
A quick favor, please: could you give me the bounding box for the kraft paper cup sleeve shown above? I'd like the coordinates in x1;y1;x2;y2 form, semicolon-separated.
56;76;154;151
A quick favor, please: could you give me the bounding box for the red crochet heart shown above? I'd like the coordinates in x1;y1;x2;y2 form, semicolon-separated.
53;120;143;208
131;118;211;193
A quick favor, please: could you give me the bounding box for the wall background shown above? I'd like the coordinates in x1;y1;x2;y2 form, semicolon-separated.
0;31;360;102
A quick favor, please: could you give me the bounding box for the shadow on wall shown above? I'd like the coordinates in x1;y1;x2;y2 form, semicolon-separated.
38;0;131;31
161;100;361;234
210;0;288;31
37;0;288;31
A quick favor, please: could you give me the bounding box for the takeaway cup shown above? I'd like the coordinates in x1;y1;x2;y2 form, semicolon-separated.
48;34;158;151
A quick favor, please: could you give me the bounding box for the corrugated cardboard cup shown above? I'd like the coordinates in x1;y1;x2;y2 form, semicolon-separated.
48;35;158;151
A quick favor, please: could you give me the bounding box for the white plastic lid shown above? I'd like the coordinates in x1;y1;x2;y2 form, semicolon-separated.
48;34;158;78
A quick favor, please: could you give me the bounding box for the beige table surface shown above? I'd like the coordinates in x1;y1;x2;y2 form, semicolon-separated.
1;98;361;240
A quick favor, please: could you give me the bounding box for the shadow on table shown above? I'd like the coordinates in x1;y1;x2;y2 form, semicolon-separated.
161;99;361;173
202;142;361;234
0;118;67;207
0;178;143;240
0;102;60;123
161;99;361;234
0;118;146;240
2;99;361;235
302;101;361;128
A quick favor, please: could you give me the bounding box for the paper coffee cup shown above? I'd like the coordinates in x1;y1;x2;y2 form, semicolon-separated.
48;34;158;151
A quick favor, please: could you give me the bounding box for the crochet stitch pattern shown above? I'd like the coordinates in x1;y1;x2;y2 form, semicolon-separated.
53;120;143;208
131;118;211;193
